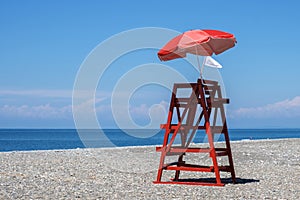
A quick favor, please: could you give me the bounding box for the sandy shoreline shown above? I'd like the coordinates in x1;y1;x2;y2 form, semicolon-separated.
0;138;299;199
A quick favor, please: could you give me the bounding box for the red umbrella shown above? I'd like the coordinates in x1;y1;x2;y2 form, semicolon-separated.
158;29;236;61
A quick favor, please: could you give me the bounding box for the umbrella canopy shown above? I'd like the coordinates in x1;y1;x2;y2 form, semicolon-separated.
158;29;236;61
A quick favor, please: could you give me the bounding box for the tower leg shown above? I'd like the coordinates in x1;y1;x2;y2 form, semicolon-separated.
206;122;221;184
156;151;166;182
223;124;236;183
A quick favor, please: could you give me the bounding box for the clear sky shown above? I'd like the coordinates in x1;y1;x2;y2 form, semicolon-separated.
1;0;300;128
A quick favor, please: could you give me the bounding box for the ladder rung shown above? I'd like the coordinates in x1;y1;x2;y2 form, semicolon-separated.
218;166;232;172
157;147;229;154
215;148;229;156
160;124;226;134
207;98;230;104
174;98;229;108
156;146;211;153
166;165;214;172
215;148;228;151
215;151;228;157
165;165;232;173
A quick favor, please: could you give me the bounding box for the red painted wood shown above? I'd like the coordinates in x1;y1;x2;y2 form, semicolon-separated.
154;79;236;186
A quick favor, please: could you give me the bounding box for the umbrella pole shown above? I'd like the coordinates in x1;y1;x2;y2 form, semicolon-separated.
200;56;206;79
196;55;202;79
196;55;206;80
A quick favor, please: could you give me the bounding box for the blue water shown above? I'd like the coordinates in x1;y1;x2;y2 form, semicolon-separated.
0;129;299;152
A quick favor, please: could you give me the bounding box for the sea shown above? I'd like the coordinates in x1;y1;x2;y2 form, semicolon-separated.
0;129;299;152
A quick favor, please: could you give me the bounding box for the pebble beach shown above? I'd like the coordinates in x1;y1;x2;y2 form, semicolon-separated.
0;138;299;199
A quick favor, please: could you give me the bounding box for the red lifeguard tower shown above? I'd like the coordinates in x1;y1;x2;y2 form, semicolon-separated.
153;29;237;186
153;79;235;186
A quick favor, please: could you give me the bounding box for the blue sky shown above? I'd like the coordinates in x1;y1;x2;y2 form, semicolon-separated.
1;1;300;128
